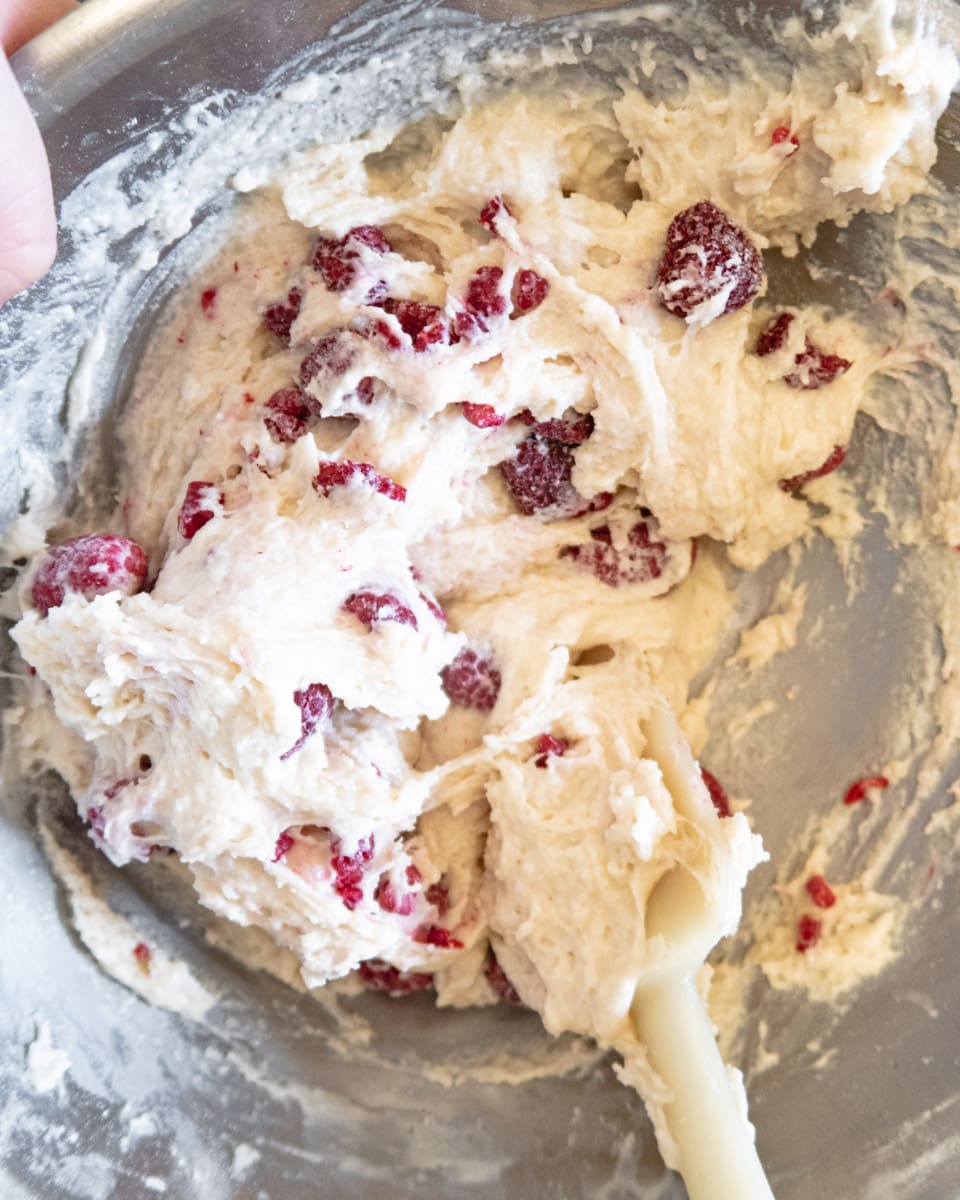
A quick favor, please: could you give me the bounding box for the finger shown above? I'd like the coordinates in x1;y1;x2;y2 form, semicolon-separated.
0;0;78;55
0;51;57;304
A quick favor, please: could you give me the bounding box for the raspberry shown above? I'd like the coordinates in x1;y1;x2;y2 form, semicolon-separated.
412;924;464;949
485;952;522;1005
700;767;732;818
534;733;568;768
313;460;406;503
479;195;512;233
441;647;501;712
843;775;889;806
261;287;303;345
516;408;594;444
200;287;217;316
462;403;507;429
343;590;418;631
419;591;447;626
279;682;335;761
755;311;794;356
756;313;852;389
299;329;357;387
795;913;822;953
406;863;423;885
771;125;800;150
455;265;508;338
31;535;148;616
425;881;449;918
560;518;668;587
178;481;223;540
655;200;763;321
779;445;847;493
512;269;549;314
330;833;375;911
264;387;315;443
381;298;451;352
132;942;151;966
375;877;416;916
359;960;433;994
500;436;581;517
272;830;295;862
312;225;392;301
806;875;837;909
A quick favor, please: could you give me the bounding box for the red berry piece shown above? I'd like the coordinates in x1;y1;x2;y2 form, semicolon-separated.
330;833;375;911
382;298;451;352
560;518;668;587
419;591;447;626
264;387;315;443
843;775;890;806
516;408;594;445
700;767;732;818
200;287;217;317
655;200;763;321
280;682;335;761
485;951;522;1005
299;329;357;388
795;913;822;953
313;460;406;503
756;313;853;389
412;924;464;949
805;875;837;909
406;863;423;886
500;436;581;518
132;942;151;967
755;311;794;356
479;195;512;233
312;225;392;301
456;265;508;338
512;269;549;314
178;481;223;540
374;876;416;916
462;403;507;429
359;959;433;994
425;881;450;918
272;830;295;862
343;590;418;631
441;647;501;712
534;733;568;768
31;534;148;616
779;445;847;493
771;125;800;151
261;287;303;345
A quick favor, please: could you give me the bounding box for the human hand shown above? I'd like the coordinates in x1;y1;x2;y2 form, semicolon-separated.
0;0;78;304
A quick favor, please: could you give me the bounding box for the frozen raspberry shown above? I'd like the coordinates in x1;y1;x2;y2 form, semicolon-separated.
412;924;464;950
406;863;423;886
806;875;837;909
264;387;315;443
280;682;335;761
700;767;732;818
178;481;223;540
560;518;668;587
534;733;568;768
479;195;512;233
299;329;357;387
655;200;763;322
500;436;581;518
485;952;522;1005
516;408;594;445
425;881;450;918
272;830;295;862
382;298;451;352
343;590;418;631
462;403;507;429
359;960;433;994
132;942;151;967
795;913;822;954
312;225;392;300
512;269;549;314
441;647;501;712
375;877;416;916
756;312;852;389
843;775;889;806
419;591;447;626
330;833;375;911
456;265;508;337
778;445;847;493
200;287;217;316
31;534;148;616
261;287;303;345
313;460;406;503
755;311;794;356
771;125;800;150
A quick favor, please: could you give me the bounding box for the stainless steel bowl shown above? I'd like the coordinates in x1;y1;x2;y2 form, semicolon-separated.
2;2;959;1197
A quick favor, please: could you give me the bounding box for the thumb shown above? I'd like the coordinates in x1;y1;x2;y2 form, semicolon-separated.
0;49;57;304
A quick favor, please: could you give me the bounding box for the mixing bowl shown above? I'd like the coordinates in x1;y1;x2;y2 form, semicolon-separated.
2;2;959;1197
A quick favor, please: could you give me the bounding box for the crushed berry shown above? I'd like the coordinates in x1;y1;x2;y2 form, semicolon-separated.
512;269;549;314
779;445;847;493
462;403;507;429
85;805;106;840
419;591;447;626
330;833;375;911
500;436;582;518
299;329;357;387
756;313;853;389
31;535;148;616
456;265;508;337
560;519;668;587
412;924;464;950
441;647;501;712
843;775;890;806
261;287;303;344
312;225;392;300
343;590;418;631
406;863;423;886
485;951;522;1005
272;830;295;862
655;200;763;321
264;387;315;443
381;298;451;352
280;683;335;761
479;195;512;233
806;874;837;909
755;311;794;356
516;408;594;445
375;877;416;916
200;287;217;316
700;767;733;818
178;481;223;540
132;942;151;967
425;881;450;918
771;125;800;150
534;733;568;768
359;959;433;994
796;913;822;953
313;460;406;503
